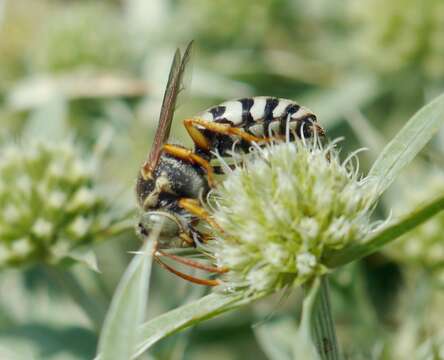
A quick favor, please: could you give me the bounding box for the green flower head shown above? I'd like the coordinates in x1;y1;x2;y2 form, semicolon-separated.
0;140;118;268
207;139;379;293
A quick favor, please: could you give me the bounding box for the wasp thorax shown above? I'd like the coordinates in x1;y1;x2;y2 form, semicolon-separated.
136;155;209;211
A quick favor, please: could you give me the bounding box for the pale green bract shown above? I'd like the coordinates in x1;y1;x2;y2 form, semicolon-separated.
207;139;380;293
97;239;154;360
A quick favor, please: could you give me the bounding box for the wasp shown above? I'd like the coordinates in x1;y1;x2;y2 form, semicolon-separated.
136;42;325;285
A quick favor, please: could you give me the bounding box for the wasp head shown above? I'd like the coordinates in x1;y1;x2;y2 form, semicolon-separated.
298;115;325;139
136;170;173;211
137;210;191;248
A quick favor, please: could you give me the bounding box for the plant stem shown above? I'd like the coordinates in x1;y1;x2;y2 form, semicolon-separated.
311;276;341;360
325;193;444;268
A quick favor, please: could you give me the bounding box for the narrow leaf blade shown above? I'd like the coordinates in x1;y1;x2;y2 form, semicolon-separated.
97;239;154;360
325;193;444;268
133;291;266;358
369;93;444;195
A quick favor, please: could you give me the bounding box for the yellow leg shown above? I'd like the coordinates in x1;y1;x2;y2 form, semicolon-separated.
162;144;216;187
184;118;269;145
183;118;212;151
178;198;223;233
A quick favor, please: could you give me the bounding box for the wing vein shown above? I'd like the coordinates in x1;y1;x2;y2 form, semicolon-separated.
142;41;194;178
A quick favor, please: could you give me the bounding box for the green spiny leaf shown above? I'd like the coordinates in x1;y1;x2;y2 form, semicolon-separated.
133;291;267;358
324;193;444;267
97;238;154;360
369;93;444;196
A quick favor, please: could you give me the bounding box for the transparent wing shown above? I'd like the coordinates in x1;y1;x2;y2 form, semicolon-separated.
142;41;193;177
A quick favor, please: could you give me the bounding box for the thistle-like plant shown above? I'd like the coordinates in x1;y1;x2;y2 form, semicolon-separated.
97;93;444;360
0;140;125;269
207;139;379;294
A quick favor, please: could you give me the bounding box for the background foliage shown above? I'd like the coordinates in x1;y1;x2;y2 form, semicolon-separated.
0;0;443;359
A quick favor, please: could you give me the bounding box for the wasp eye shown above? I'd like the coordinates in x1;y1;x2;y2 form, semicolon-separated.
138;211;182;239
297;116;322;139
137;222;149;237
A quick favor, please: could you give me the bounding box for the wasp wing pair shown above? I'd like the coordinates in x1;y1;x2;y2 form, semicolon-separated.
141;41;193;179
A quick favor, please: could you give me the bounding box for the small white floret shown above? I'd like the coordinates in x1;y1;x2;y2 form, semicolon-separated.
48;191;67;209
246;267;276;292
296;252;317;276
70;187;96;209
69;216;91;238
32;218;53;238
3;205;20;222
11;238;33;257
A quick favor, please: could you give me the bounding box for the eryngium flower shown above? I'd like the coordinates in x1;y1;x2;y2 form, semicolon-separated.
0;141;116;268
208;140;378;293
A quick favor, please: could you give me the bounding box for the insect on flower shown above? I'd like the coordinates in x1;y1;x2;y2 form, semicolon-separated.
136;41;326;285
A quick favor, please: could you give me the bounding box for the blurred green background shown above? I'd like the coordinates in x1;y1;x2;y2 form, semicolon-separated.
1;0;444;359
